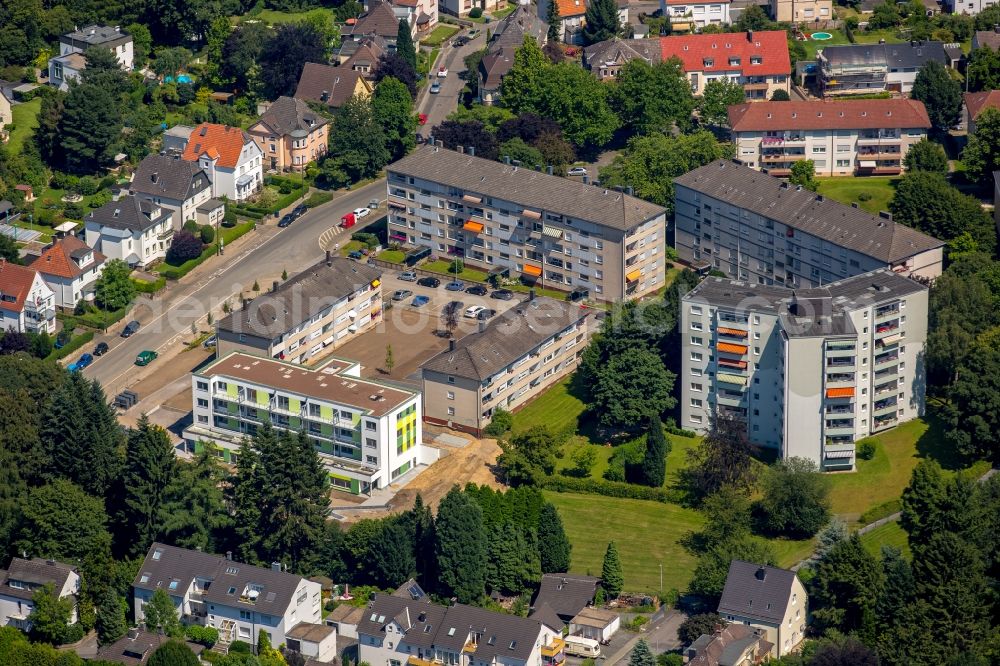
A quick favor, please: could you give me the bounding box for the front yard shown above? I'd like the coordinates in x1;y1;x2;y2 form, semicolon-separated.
421;24;460;47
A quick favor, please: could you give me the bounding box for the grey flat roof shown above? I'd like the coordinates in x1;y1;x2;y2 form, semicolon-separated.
62;24;131;46
388;145;666;231
674;160;943;263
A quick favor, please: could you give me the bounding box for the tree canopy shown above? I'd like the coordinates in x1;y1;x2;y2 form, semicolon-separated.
910;60;961;134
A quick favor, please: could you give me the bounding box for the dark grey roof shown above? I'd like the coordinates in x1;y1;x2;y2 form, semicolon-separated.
818;41;947;69
584;38;661;69
255;96;328;137
86;195;170;232
390;146;666;231
0;201;13;215
717;560;797;624
0;558;77;601
975;30;1000;50
684;269;926;338
95;630;205;666
674;160;943;263
132;154;211;201
133;543;307;615
490;4;547;54
346;0;402;38
216;257;382;340
531;573;600;620
421;297;593;381
528;602;565;631
62;24;130;46
197;198;224;213
357;594;547;662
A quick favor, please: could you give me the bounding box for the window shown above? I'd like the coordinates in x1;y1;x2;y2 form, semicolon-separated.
691;382;703;392
447;375;455;384
690;398;703;407
691;351;703;361
196;381;208;391
447;407;455;416
691;336;703;346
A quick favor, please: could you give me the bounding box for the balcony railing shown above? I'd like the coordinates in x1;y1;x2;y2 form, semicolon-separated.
826;358;855;367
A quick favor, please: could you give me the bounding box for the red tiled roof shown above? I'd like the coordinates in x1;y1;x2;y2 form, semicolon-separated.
556;0;587;17
0;260;40;314
729;99;931;131
964;90;1000;120
28;236;106;280
660;30;790;77
181;123;253;169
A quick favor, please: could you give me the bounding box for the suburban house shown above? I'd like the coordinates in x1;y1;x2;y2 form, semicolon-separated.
421;296;598;435
0;558;81;632
85;195;174;269
133;543;323;653
338;37;388;79
162;124;194;154
96;629;206;666
943;0;996;13
295;62;374;111
972;27;1000;50
718;561;807;658
964;90;1000;133
658;0;730;30
387;145;669;300
357;593;567;666
442;0;505;18
183;351;432;495
673;159;944;287
659;31;791;99
552;0;629;45
130;153;214;230
728;99;931;177
583;37;661;80
27;236;106;310
478;2;548;105
770;0;832;23
817;42;949;96
386;0;438;35
248;96;329;172
0;260;56;334
531;574;600;625
214;255;384;364
681;269;928;471
345;0;414;42
180;123;263;202
325;603;364;639
48;25;133;91
686;624;773;666
568;608;620;643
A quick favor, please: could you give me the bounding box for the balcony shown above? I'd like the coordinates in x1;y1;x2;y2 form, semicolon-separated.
873;415;898;431
717;342;748;356
717;325;748;339
873;399;897;416
542;637;566;661
716;392;745;407
407;657;437;666
875;304;900;319
875;320;900;337
826;405;854;415
874;382;897;396
857;134;900;145
826;357;855;367
762;135;806;145
761;152;807;163
718;358;748;371
825;424;855;437
874;352;899;368
826;373;855;386
873;366;899;381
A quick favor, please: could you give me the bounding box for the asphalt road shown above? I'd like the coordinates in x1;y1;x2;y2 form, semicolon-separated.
81;180;387;396
417;28;488;138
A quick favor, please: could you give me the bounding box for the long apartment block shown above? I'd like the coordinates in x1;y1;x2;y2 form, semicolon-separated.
386;145;668;301
421;296;597;435
680;269;928;471
674;160;944;288
728;99;931;177
183;351;431;495
215;255;383;365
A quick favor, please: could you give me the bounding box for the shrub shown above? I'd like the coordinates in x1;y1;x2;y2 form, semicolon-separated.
469;6;483;17
229;640;252;654
540;475;680;503
167;230;204;265
856;437;878;460
63;203;84;220
278;183;292;195
449;259;465;274
859;498;902;525
183;219;199;233
484;408;513;437
857;192;872;202
200;224;215;244
88;191;112;208
184;624;218;647
75;176;99;196
305;192;333;208
50;172;78;190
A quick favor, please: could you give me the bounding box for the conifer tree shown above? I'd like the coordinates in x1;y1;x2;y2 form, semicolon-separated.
628;640;656;666
162;445;233;553
601;541;624;598
639;414;667;487
547;0;561;42
396;19;417;71
436;486;486;602
537;502;571;573
95;589;128;646
582;0;622;44
118;415;177;557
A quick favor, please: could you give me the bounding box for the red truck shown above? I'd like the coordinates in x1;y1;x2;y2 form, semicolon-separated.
340;212;356;228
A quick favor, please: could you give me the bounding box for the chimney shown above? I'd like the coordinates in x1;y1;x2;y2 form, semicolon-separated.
529;289;536;301
457;145;464;154
755;566;767;581
582;175;589;185
271;562;282;572
468;146;475;157
879;210;892;221
272;280;279;292
546;165;553;175
449;339;456;351
226;551;232;560
503;155;511;164
127;628;140;640
747;30;753;42
625;186;634;196
326;249;332;266
478;320;487;333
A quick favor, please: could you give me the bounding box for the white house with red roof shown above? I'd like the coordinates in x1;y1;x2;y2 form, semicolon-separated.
181;123;263;202
660;30;790;99
28;236;107;310
0;260;56;334
659;0;730;30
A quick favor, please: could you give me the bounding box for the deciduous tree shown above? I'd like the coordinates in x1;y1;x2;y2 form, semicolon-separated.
966;44;1000;91
375;52;417;97
16;479;111;563
890;170;996;253
789;159;818;191
259;23;326;99
612;58;695;134
903;138;948;174
911;60;961;134
220;22;271;91
689;537;776;604
756;457;831;538
496;426;557;486
94;259;136;311
148;640;198;666
962;106;1000;185
28;583;76;645
591;347;675;430
699;78;745;126
678;613;722;644
431;119;498;160
372;77;416;161
684;415;757;500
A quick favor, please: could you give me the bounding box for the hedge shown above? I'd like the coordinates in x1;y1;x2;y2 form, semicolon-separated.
131;276;167;294
47;331;95;361
184;624;218;647
858;498;902;525
69;306;129;331
158;221;255;280
539;475;682;503
304;192;333;208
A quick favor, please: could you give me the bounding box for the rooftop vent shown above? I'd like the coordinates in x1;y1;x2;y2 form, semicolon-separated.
755;566;767;581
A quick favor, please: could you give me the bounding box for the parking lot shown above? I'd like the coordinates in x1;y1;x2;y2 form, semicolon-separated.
332;267;529;384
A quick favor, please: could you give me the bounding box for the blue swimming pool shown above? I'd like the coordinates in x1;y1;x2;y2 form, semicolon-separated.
163;74;194;84
811;32;833;40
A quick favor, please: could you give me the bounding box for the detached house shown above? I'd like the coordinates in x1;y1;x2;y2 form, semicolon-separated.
0;260;56;334
658;0;730;30
295;62;374;112
248;96;329;172
718;561;807;658
345;0;414;43
131;154;214;230
0;558;81;632
28;236;106;310
133;543;323;653
48;25;133;91
478;2;548;105
181;123;263;202
660;31;791;99
85;195;174;269
552;0;629;45
584;37;661;80
964;90;1000;133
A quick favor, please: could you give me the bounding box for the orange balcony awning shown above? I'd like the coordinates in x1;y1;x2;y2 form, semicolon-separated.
523;263;543;277
826;387;855;399
718;326;748;337
463;220;484;233
626;269;641;282
717;342;748;355
718;359;748;369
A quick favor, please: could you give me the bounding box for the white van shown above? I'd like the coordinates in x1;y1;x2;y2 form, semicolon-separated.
564;635;601;658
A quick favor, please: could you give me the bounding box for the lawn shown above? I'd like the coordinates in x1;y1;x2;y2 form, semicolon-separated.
8;98;42;155
854;29;905;45
798;30;851;60
513;376;588;439
543;491;705;595
377;249;406;264
423;259;488;282
860;521;911;559
421;24;460;47
340;240;364;257
816;176;898;215
232;7;334;25
490;4;517;18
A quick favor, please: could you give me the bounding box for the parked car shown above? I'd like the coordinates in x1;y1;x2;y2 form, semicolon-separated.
412;295;431;307
452;36;468;47
418;113;428;125
135;350;158;366
445;280;464;291
465;284;488;296
70;353;94;372
278;213;294;227
348;250;364;259
467;29;480;39
464;305;485;318
392;289;413;301
121;320;140;337
437;67;448;77
93;342;109;356
491;289;514;300
54;331;71;349
292;204;308;218
417;276;441;288
399;271;418;282
353;207;371;219
203;334;217;348
567;166;588;177
430;82;441;94
477;308;497;321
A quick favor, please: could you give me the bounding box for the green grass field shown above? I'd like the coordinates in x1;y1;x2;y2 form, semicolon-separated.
860;521;911;559
8;98;42;155
816;176;899;215
799;30;851;60
421;24;460;47
232;7;334;24
544;491;704;595
423;259;489;282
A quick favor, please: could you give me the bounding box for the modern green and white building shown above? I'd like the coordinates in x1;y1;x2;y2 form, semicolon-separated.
182;351;432;495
